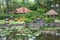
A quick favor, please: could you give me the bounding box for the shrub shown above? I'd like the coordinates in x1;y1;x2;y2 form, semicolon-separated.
0;14;24;20
44;17;54;23
0;14;7;20
24;18;32;23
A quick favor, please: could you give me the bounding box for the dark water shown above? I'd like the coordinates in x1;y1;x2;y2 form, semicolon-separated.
36;34;60;40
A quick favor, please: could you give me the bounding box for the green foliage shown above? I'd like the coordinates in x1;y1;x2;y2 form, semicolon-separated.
25;12;37;19
44;17;54;23
0;14;7;20
0;14;24;20
24;18;32;23
37;8;46;13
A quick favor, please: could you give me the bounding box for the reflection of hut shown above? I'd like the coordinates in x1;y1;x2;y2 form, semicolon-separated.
16;7;31;14
46;9;58;18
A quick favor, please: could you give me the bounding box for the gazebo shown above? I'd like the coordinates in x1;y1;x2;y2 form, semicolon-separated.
46;9;58;18
16;7;31;14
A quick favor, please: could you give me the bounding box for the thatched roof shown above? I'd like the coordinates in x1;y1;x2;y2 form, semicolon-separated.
16;7;31;13
46;9;58;15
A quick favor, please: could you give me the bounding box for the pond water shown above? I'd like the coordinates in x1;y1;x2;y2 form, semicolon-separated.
0;36;6;40
36;34;60;40
29;36;36;40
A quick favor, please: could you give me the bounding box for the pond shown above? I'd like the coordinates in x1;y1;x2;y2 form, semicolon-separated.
36;34;60;40
0;34;60;40
0;36;6;40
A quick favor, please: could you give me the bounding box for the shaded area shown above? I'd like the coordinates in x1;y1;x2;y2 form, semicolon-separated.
36;34;60;40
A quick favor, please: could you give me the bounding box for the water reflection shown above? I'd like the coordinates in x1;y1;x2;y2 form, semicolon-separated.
29;36;36;40
0;36;6;40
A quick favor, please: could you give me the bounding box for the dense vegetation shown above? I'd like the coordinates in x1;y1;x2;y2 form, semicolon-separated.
0;0;60;40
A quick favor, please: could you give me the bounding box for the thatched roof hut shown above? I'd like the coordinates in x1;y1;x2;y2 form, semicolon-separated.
16;7;31;13
46;9;58;15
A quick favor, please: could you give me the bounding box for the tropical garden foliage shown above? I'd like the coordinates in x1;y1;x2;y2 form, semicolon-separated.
0;0;60;40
